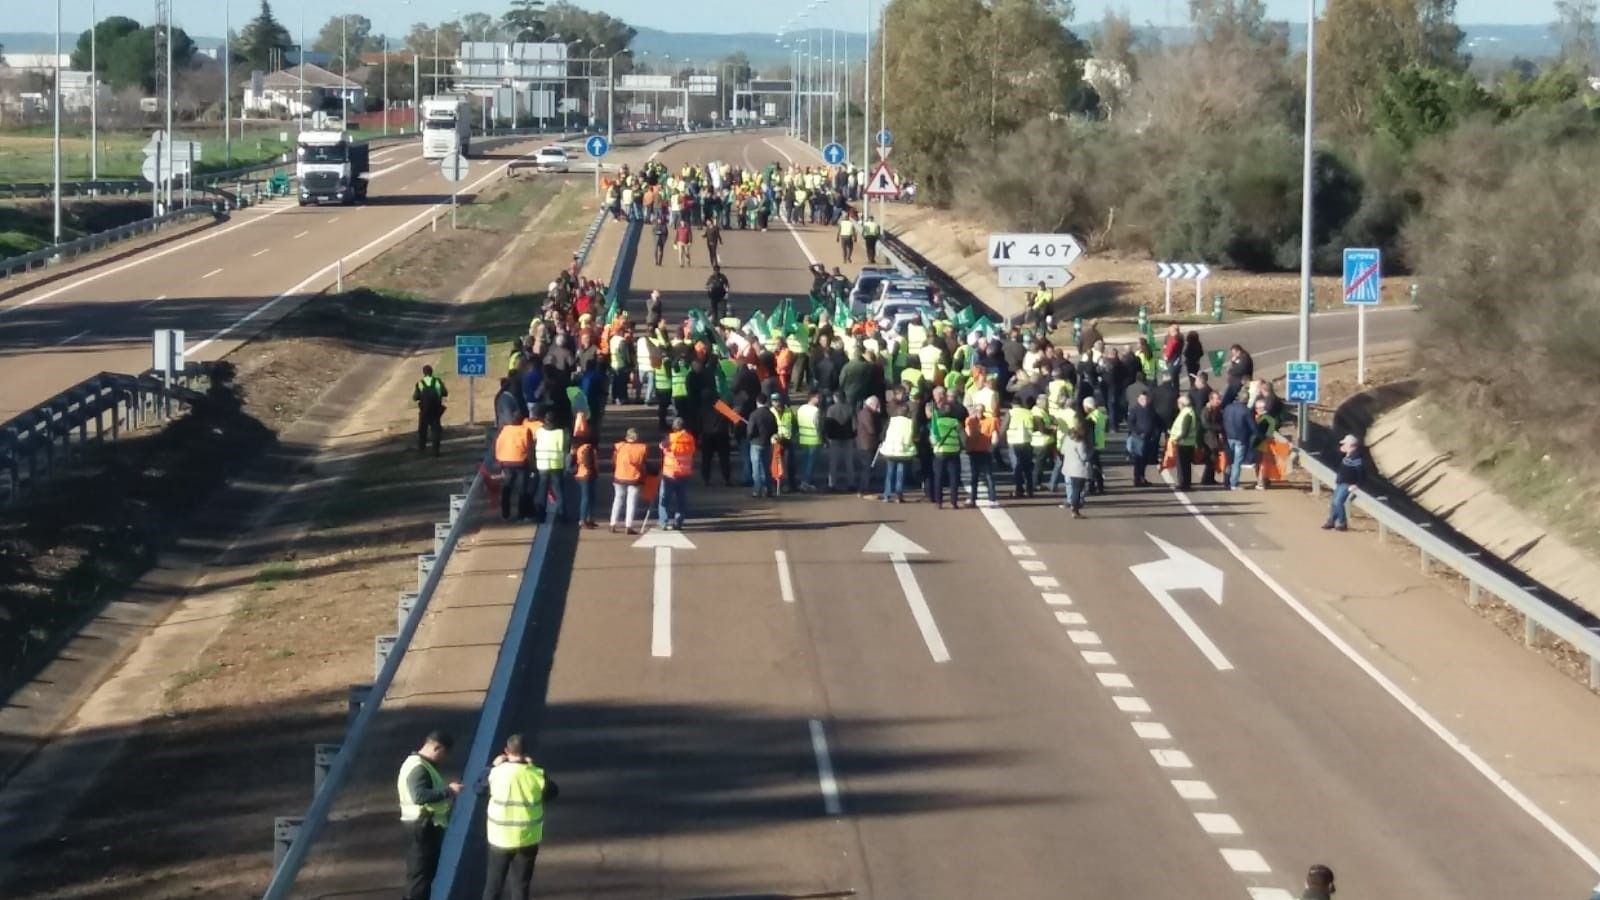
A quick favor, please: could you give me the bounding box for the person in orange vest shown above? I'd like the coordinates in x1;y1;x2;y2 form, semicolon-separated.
964;401;1001;507
494;411;536;521
573;440;597;530
657;417;698;531
610;428;649;534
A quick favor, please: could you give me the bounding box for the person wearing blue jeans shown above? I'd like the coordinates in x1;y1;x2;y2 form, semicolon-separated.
881;459;908;502
1323;434;1365;531
879;410;915;503
746;395;779;497
1221;392;1256;491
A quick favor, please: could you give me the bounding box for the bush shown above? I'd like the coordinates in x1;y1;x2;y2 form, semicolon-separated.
0;231;45;257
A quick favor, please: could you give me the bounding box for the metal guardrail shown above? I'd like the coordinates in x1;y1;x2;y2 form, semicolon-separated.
0;363;216;505
1298;450;1600;690
0;205;218;279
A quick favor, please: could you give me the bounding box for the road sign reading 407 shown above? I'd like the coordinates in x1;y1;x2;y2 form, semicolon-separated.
986;233;1084;269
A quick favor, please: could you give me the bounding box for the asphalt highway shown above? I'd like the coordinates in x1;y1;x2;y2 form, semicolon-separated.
505;131;1594;900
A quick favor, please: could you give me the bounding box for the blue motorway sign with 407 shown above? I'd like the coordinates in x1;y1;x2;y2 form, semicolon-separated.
456;335;488;377
1285;361;1320;404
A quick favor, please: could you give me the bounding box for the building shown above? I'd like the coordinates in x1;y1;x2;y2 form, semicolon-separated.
56;71;112;112
1;53;72;73
242;64;365;117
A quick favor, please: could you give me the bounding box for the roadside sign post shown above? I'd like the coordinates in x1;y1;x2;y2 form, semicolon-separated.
455;335;488;425
1154;262;1211;316
1286;360;1320;449
439;152;470;229
585;134;610;198
874;129;894;221
1342;247;1381;385
989;234;1085;309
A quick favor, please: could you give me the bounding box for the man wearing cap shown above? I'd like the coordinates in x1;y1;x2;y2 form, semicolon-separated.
1323;434;1364;531
397;730;462;900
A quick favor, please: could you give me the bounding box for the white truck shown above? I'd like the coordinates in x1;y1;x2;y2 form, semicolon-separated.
421;95;471;159
295;130;369;206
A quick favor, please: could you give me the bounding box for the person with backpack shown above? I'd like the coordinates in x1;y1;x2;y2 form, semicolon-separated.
705;266;731;322
413;365;448;457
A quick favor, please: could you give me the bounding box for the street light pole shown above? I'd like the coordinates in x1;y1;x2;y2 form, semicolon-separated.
1296;0;1317;448
52;0;61;242
341;14;348;123
382;35;389;136
297;4;305;135
864;0;871;170
165;1;174;211
90;0;98;181
224;0;231;167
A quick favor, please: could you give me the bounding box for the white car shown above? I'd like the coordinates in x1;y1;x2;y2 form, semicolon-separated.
533;146;570;173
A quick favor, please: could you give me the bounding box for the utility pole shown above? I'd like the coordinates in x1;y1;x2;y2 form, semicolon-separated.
864;0;871;170
382;35;389;136
224;0;231;167
341;14;347;124
1296;0;1317;448
297;4;305;134
164;0;174;212
90;0;98;181
52;0;61;243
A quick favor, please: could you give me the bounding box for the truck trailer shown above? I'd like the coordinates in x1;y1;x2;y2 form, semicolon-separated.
421;95;471;160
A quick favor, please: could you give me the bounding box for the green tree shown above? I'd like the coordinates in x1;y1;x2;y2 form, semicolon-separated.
1552;0;1599;73
405;21;467;58
504;0;547;41
719;51;754;85
1496;64;1584;115
460;12;499;43
237;0;293;72
538;2;636;59
70;16;142;74
313;15;374;71
1370;65;1489;149
83;24;196;92
1317;0;1467;133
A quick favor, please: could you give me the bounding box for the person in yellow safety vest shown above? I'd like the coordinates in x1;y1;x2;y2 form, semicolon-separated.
929;398;966;509
531;409;569;522
773;394;797;494
795;391;825;491
1046;370;1074;413
1030;282;1054;329
1004;402;1036;498
838;213;857;263
862;215;882;263
901;364;925;392
1170;394;1200;491
397;730;462;900
1134;343;1159;385
1029;395;1058;495
1083;396;1108;496
480;733;558;900
413;365;448;457
878;404;917;502
917;341;943;384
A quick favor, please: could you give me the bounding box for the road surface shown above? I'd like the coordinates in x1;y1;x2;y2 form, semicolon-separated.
457;130;1596;900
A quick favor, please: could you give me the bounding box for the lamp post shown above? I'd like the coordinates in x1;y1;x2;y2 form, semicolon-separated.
583;46;607;130
864;0;872;171
607;48;632;146
52;0;61;242
223;0;231;167
90;0;98;181
1296;0;1317;446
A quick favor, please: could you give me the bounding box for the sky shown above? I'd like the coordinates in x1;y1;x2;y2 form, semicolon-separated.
3;0;1567;39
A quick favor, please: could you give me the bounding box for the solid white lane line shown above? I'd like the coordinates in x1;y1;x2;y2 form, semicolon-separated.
1173;780;1217;801
0;202;297;315
1195;812;1243;835
651;545;673;658
293;230;310;239
56;329;89;346
809;719;843;815
1164;476;1600;873
1055;611;1088;626
1096;672;1134;689
1067;630;1101;646
1018;559;1047;572
980;506;1027;542
1041;592;1073;606
1081;650;1117;665
774;549;796;604
1132;721;1172;741
1008;544;1036;557
1151;748;1194;769
328;216;341;224
1113;695;1151;714
1030;575;1059;589
1219;848;1272;874
201;267;224;279
252;248;271;257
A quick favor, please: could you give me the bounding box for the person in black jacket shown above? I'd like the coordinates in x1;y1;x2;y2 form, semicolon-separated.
698;391;733;487
1323;435;1365;530
1222;344;1254;406
1126;390;1161;487
746;394;779;497
823;391;857;491
1221;392;1256;490
1151;376;1180;441
1183;330;1205;383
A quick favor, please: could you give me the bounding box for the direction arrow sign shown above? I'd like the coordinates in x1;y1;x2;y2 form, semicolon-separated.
862;525;949;662
986;233;1084;269
998;267;1073;289
822;141;846;165
864;162;900;198
875;128;894;148
1129;533;1231;671
585;134;610;158
1342;247;1381;305
1155;262;1211;280
635;529;695;658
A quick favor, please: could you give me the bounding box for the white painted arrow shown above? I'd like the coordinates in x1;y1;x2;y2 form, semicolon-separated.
635;530;695;658
862;525;950;663
1129;533;1232;671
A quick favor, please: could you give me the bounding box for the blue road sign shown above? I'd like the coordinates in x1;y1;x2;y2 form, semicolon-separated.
456;334;488;378
1342;247;1382;306
822;142;846;165
585;134;610;158
1285;361;1320;404
875;128;894;148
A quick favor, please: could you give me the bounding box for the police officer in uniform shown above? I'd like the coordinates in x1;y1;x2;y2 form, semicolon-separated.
414;365;449;457
397;730;462;900
861;215;881;263
480;733;559;900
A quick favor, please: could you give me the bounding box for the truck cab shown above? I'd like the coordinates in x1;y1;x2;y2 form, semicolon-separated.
421;95;471;160
295;130;370;206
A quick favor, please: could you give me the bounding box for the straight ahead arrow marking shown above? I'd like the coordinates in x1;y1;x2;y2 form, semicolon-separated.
1129;532;1232;671
862;525;950;662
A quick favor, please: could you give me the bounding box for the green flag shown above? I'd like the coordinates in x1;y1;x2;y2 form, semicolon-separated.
1209;348;1226;376
746;310;771;341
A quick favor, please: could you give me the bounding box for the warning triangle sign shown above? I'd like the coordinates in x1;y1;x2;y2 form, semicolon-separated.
865;162;900;198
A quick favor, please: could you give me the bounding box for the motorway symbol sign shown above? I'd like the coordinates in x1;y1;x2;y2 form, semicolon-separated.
822;142;846;165
986;233;1084;269
1342;247;1382;305
1285;360;1320;404
875;128;894;148
455;334;488;377
439;152;470;184
864;162;900;198
998;267;1073;289
875;145;891;161
585;134;610;158
1155;262;1211;281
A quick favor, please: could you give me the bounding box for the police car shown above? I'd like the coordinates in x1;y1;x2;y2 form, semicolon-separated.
870;278;940;332
848;265;901;315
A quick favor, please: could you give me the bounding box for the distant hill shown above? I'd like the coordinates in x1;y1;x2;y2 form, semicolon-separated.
1;23;1559;65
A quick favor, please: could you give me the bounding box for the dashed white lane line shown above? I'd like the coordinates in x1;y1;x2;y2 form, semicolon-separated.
1113;695;1152;714
56;329;89;346
808;718;843;815
1151;749;1194;769
1096;671;1134;689
1041;592;1073;605
774;549;796;605
1132;721;1172;741
1008;544;1036;557
201;267;224;279
1248;889;1298;900
328;216;341;223
1220;849;1272;874
1196;812;1244;835
1054;611;1088;626
1067;630;1101;646
1018;559;1048;572
1080;650;1116;666
1173;779;1218;801
293;230;310;239
981;506;1028;541
1029;575;1059;589
252;248;270;257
